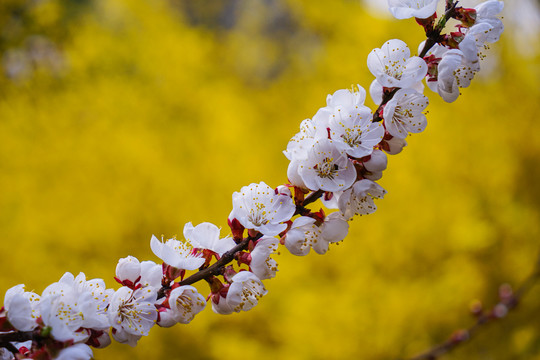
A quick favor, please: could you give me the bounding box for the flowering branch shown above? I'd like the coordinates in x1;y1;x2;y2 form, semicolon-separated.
0;0;506;359
418;0;459;58
177;236;254;287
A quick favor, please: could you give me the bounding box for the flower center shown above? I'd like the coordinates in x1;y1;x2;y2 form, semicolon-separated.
394;105;413;122
176;294;193;314
315;157;338;179
235;280;264;311
248;203;269;227
342;128;363;147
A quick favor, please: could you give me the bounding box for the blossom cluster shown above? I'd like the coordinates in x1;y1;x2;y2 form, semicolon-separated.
0;1;503;358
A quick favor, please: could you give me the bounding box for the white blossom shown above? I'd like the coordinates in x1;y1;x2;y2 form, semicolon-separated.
369;79;385;105
310;212;349;254
250;236;279;280
325;86;367;110
183;222;236;256
387;0;440;19
367;39;428;89
38;273;113;342
459;22;495;63
283;216;319;256
298;138;356;192
225;271;267;313
383;88;429;139
284;212;348;256
475;0;504;43
328;101;384;158
40;282;89;343
287;159;309;189
158;285;206;327
150;235;205;270
338;180;387;220
139;261;163;288
284;116;324;162
111;328;142;348
230;182;295;236
62;272;113;331
3;285;40;331
425;45;478;103
109;286;158;346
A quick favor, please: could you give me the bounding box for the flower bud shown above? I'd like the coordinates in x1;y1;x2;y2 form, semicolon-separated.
115;256;141;286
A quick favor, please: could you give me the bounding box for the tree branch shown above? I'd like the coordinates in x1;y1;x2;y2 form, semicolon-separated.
405;257;540;360
177;236;253;287
0;330;36;354
373;1;459;123
419;0;459;58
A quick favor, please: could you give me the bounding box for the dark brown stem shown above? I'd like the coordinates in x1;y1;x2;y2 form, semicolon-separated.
0;331;34;343
372;88;399;122
0;331;36;354
177;236;254;286
419;0;459;58
302;190;324;208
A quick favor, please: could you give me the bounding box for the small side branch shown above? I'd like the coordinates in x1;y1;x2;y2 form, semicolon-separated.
406;261;540;360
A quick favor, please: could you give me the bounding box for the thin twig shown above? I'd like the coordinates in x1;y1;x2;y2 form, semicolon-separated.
406;260;540;360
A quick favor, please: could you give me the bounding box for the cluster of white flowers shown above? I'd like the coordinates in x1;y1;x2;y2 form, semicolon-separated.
0;1;503;358
423;1;504;102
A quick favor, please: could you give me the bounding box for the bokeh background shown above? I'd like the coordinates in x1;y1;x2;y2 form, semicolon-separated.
1;0;540;359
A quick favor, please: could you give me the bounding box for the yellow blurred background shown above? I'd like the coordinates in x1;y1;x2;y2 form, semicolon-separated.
1;0;540;359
